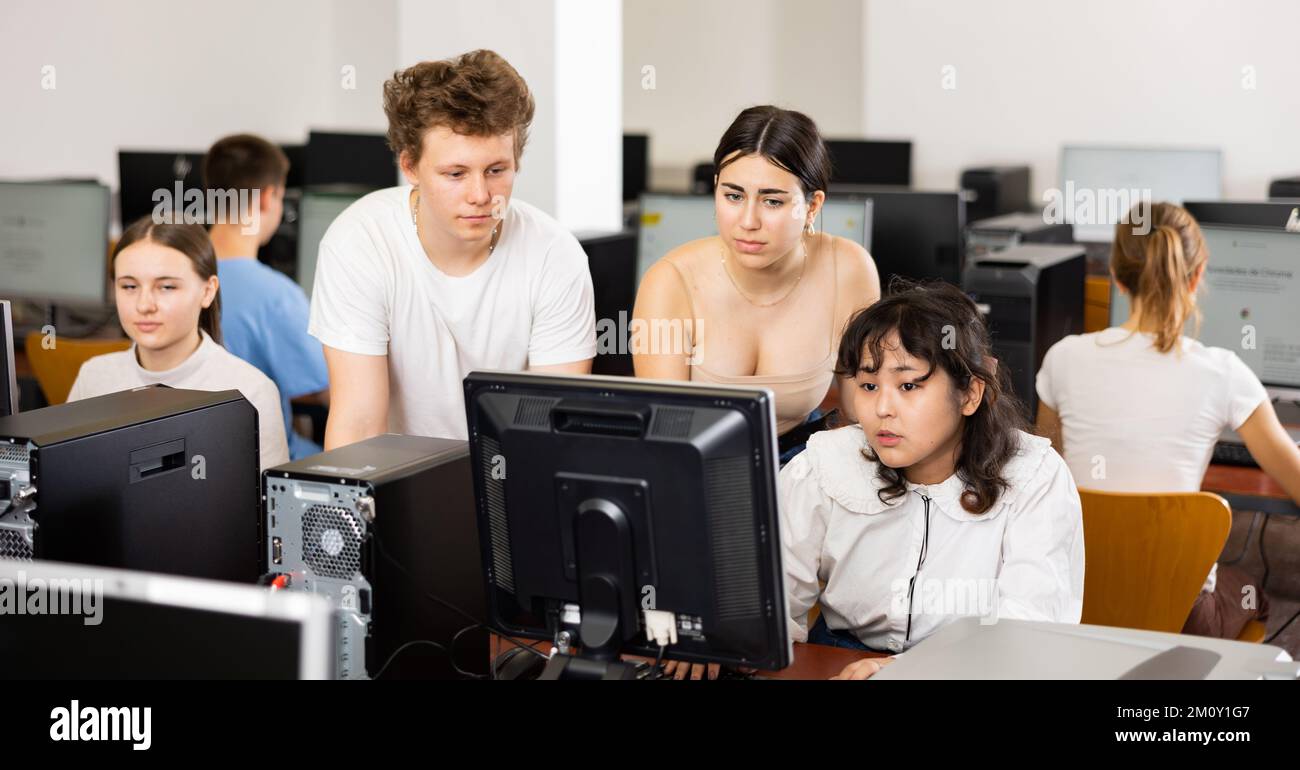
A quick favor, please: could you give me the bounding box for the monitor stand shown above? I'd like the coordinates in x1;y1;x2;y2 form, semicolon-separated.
538;494;643;681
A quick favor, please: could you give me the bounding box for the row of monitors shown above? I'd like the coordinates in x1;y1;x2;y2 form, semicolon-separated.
0;181;355;306
117;131;397;229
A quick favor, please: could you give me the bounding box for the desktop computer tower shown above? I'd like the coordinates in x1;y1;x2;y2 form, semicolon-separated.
262;434;487;680
962;244;1087;420
0;385;261;581
577;229;638;377
960;166;1031;224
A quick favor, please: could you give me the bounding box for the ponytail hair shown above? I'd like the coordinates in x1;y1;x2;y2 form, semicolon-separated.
1110;202;1207;354
114;217;223;346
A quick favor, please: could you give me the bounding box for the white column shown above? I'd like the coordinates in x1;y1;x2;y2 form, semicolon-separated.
396;0;623;231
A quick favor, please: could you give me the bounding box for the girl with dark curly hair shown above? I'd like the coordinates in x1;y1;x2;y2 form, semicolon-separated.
778;279;1085;677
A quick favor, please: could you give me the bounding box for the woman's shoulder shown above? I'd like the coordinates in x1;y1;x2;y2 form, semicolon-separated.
204;344;281;399
72;347;135;380
638;238;716;295
999;429;1072;507
784;425;887;513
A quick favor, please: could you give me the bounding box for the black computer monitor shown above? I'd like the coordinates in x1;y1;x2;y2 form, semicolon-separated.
464;371;790;679
825;139;912;187
304;131;396;190
1;300;16;418
856;189;966;287
1183;200;1300;231
0;560;334;679
117;150;207;231
623;134;649;203
280;143;307;190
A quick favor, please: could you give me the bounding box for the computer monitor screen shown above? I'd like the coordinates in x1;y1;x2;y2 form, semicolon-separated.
635;193;873;286
1060;146;1222;243
1;300;16;418
623;134;649;203
297;189;367;296
857;189;965;288
464;371;790;675
304;131;397;190
0;560;333;679
1109;226;1300;389
1183;200;1300;232
118;150;206;231
0;181;110;305
825;139;912;187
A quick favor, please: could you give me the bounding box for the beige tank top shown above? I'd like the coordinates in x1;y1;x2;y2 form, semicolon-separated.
668;237;839;435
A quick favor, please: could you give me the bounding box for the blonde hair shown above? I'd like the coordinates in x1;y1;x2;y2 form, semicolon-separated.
1110;202;1208;354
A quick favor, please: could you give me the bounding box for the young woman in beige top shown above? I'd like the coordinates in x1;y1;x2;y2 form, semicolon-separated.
633;106;880;471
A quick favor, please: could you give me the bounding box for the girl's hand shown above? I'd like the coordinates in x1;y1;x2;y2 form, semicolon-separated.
830;656;894;680
661;660;721;680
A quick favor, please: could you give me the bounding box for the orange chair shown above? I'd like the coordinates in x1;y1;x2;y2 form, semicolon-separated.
1079;488;1264;643
23;332;130;405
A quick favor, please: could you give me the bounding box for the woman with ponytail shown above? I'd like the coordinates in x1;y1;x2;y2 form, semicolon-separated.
68;217;289;471
1035;202;1300;639
780;280;1084;679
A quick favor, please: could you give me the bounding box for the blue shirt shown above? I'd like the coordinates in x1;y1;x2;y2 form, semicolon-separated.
217;258;329;460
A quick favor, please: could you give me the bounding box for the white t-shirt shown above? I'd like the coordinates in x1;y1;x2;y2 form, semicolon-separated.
308;186;597;440
1036;327;1269;494
67;331;290;472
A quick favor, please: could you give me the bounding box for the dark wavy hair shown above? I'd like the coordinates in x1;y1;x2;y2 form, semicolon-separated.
711;105;831;199
834;278;1026;514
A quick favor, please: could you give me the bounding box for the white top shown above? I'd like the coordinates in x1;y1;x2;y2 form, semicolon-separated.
779;425;1085;653
308;186;597;440
1036;328;1268;493
67;331;290;472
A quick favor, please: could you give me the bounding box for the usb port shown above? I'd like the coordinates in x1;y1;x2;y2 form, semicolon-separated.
272;536;283;565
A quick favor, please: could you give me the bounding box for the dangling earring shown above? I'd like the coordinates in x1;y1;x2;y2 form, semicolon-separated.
805;219;815;236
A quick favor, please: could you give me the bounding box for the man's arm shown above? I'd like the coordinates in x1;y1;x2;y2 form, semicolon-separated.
322;346;389;450
530;359;592;375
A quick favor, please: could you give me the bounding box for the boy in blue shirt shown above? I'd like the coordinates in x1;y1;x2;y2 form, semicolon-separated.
204;133;329;459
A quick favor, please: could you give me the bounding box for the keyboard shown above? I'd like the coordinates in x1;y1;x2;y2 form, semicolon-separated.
1212;441;1257;468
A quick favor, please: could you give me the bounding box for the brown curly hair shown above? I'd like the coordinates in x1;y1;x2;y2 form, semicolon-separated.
834;278;1027;514
383;49;536;168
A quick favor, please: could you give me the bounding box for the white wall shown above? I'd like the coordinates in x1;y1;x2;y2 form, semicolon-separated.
623;0;865;190
396;0;622;230
0;0;396;193
862;0;1300;200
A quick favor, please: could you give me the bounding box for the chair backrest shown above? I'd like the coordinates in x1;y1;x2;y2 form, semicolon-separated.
1079;488;1231;633
24;332;131;406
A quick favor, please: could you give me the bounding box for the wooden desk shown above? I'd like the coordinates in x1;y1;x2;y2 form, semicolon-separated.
1203;463;1300;517
489;635;882;680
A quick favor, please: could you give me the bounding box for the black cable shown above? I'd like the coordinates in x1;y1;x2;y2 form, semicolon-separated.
372;533;548;669
449;622;489;680
371;639;448;680
647;644;667;680
1263;607;1300;645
